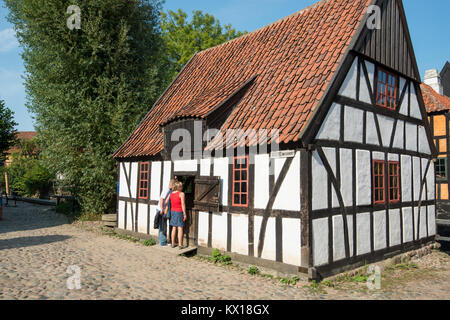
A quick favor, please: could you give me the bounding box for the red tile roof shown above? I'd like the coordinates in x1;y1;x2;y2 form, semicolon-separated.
421;83;450;113
114;0;371;159
6;131;37;155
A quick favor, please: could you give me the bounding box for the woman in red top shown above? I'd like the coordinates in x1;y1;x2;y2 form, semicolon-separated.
169;181;187;249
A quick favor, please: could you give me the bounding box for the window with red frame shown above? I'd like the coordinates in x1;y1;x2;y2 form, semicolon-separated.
232;156;248;207
388;162;400;203
376;68;397;110
373;160;400;204
138;162;149;199
373;160;385;204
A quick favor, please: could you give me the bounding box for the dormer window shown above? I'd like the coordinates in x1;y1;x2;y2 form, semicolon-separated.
376;68;397;110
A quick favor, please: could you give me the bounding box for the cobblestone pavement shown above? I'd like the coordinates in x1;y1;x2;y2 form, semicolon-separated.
0;202;449;300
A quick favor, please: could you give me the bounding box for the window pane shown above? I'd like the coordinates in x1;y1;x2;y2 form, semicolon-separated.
234;194;240;204
234;183;240;193
241;170;247;181
234;158;240;169
241;194;247;205
241;182;247;193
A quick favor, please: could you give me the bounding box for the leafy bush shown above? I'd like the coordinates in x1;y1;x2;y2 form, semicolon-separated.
248;266;260;275
6;156;54;198
143;239;156;246
210;249;232;265
281;276;299;285
55;199;81;220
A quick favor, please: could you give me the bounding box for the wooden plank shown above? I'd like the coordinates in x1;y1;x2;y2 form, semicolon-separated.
436;235;450;242
437;219;450;226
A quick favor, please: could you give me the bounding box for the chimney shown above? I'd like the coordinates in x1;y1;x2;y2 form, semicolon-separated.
424;69;444;95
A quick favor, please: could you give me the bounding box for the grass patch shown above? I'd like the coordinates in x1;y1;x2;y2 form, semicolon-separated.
248;266;260;275
143;238;156;247
385;262;418;271
280;276;300;286
302;280;328;295
210;249;232;266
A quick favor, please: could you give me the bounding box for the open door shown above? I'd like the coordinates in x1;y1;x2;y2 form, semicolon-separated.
193;176;221;213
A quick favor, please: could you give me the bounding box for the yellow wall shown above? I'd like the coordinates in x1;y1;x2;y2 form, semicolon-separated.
430;114;449;201
433;115;446;137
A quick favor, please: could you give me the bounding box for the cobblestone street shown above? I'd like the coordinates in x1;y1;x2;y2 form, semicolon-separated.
0;202;449;300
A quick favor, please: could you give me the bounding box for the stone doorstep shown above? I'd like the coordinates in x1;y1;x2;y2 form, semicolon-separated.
152;244;197;256
437;219;450;226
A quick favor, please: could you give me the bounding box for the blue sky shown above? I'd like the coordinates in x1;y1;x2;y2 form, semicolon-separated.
0;0;449;131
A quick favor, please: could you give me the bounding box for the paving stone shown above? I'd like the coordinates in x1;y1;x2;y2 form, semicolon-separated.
0;202;449;300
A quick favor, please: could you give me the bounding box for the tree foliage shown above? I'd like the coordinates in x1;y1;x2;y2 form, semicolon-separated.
4;0;168;215
4;1;245;216
1;138;54;198
0;99;18;161
161;9;246;79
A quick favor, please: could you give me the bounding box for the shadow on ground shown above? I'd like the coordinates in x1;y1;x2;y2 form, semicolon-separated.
0;202;68;234
0;235;72;250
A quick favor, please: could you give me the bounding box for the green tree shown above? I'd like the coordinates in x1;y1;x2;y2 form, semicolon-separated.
5;0;168;215
0;99;18;161
3;138;54;198
161;9;246;80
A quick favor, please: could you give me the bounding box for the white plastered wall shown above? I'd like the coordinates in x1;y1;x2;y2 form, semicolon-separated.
344;106;364;143
231;214;248;256
214;157;228;206
254;154;270;210
137;203;148;234
312;151;328;211
150;161;162;201
211;212;228;251
313;218;328;266
282;218;301;266
119;162;138;198
273;152;301;211
118;201;126;229
254;216;276;261
200;158;212;176
316;103;341;140
173;159;197;172
356;150;371;206
338;58;358;100
197;211;209;247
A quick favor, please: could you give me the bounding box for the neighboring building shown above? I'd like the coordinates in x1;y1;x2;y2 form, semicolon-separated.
2;131;37;194
113;0;437;279
3;131;37;167
440;62;450;97
422;66;450;218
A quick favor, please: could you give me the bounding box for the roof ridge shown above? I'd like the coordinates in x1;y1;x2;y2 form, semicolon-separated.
197;0;331;55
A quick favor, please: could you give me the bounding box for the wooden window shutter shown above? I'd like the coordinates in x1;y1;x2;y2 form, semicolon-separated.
194;176;221;212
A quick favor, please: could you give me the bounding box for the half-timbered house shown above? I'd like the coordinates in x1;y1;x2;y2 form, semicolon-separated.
113;0;437;279
422;77;450;218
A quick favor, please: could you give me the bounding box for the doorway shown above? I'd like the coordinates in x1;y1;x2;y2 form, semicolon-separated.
173;174;196;246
